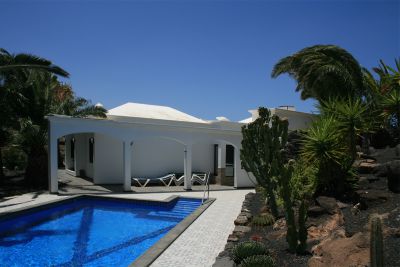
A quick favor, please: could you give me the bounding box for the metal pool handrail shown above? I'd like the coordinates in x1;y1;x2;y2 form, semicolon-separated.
201;172;211;205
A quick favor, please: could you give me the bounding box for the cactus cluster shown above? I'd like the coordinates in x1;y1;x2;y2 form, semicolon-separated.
231;241;267;264
241;107;288;217
370;216;384;267
252;213;275;227
241;107;308;254
241;255;276;267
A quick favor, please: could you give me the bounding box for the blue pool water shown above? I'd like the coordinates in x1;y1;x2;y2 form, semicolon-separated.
0;197;202;266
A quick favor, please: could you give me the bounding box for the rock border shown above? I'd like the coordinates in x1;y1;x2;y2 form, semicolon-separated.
213;192;255;266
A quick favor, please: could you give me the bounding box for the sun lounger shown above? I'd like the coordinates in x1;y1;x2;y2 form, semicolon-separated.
132;173;175;187
171;172;209;186
191;172;208;185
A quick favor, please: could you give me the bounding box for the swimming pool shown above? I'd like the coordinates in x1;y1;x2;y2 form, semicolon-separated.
0;196;205;266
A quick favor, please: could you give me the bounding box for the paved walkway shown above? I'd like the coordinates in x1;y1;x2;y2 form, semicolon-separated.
0;189;253;267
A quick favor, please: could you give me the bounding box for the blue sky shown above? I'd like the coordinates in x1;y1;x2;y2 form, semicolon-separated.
2;0;399;121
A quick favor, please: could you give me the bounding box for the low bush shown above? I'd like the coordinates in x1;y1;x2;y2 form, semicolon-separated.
241;255;275;267
231;241;267;264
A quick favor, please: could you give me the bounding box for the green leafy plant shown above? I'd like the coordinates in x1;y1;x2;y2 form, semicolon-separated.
370;216;384;267
252;213;275;227
241;107;288;217
241;255;275;267
231;241;267;264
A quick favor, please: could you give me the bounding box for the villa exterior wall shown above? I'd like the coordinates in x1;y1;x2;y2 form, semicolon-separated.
192;142;215;175
131;138;185;178
271;109;315;131
49;115;260;192
94;133;124;184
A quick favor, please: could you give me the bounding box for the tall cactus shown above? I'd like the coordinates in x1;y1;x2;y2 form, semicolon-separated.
279;162;309;254
297;199;308;254
279;162;297;252
241;107;308;253
241;107;288;217
370;216;384;267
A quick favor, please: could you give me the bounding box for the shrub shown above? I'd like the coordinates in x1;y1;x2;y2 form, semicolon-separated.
3;146;27;171
252;213;275;227
231;241;267;264
241;255;275;267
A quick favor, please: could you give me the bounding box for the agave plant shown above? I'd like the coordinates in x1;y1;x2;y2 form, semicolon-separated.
301;116;349;194
320;98;378;161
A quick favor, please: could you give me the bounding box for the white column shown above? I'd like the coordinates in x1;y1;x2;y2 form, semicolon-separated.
48;127;58;193
123;140;132;191
234;146;240;188
183;144;192;190
218;142;226;169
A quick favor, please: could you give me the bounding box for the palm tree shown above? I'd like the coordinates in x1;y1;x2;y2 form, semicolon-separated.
0;48;69;79
0;48;69;181
271;45;365;102
15;71;106;186
51;83;107;118
363;59;400;143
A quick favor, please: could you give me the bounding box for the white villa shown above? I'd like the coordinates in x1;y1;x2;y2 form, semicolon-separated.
47;102;315;193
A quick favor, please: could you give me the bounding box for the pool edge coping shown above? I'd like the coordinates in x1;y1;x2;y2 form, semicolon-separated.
130;197;216;267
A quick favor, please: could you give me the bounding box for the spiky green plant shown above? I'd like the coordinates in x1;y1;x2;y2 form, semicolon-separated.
370;217;384;267
231;241;267;264
241;255;275;267
320;99;377;161
241;107;288;217
301;116;350;194
252;213;275;227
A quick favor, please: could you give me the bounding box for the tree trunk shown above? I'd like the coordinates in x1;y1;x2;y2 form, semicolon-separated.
25;145;48;188
0;146;4;185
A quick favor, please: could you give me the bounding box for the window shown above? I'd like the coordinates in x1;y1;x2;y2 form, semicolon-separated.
213;144;218;175
89;137;94;163
225;145;235;177
70;138;75;160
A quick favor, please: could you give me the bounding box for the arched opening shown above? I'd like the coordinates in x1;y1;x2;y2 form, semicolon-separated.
55;132;126;194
